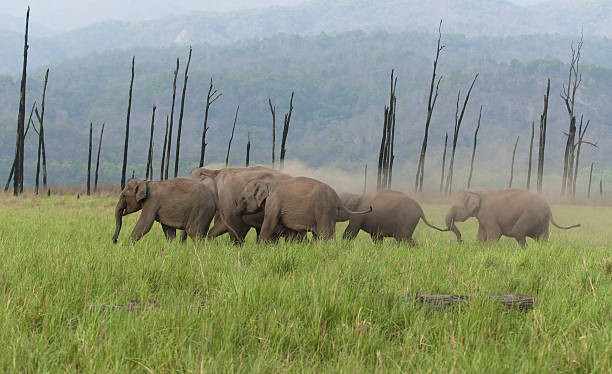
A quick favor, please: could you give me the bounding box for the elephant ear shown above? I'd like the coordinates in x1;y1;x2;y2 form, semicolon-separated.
465;192;481;215
135;180;148;203
254;182;270;208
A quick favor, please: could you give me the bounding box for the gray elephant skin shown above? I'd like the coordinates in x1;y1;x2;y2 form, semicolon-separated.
112;178;220;243
237;176;371;243
340;190;447;244
189;166;298;243
446;189;580;247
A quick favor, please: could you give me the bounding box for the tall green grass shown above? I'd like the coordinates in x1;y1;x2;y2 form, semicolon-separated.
0;195;610;372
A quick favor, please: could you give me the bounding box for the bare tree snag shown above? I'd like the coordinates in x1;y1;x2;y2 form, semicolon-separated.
509;136;519;188
5;101;35;192
440;132;448;192
269;99;276;168
526;121;535;190
121;56;135;189
445;73;478;194
537;79;550;194
35;69;49;195
377;106;388;191
146;105;156;180
587;162;594;199
363;164;368;194
164;58;179;180
561;36;582;196
94;123;104;194
160;116;168;180
467;105;482;189
87;123;93;195
14;7;29;196
280;92;294;170
174;46;192;178
246;133;251;167
571;118;597;198
200;78;221;167
377;71;397;191
226;105;239;167
415;20;444;192
599;177;603;198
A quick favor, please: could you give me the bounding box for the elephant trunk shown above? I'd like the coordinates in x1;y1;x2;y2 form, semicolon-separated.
445;208;462;243
112;197;127;243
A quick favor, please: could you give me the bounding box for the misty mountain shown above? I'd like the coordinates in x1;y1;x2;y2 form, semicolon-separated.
0;31;609;189
1;0;610;74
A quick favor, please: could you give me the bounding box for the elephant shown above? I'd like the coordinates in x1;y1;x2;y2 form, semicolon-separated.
189;166;301;243
445;189;580;247
112;178;234;243
339;190;448;244
236;176;372;243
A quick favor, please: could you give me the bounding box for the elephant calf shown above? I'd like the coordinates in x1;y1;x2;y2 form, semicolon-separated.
236;176;371;243
340;190;447;244
112;178;220;243
446;189;580;247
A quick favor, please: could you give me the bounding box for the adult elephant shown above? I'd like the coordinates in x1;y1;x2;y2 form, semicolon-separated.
340;190;447;244
112;178;235;243
445;189;580;247
189;166;295;243
236;176;371;243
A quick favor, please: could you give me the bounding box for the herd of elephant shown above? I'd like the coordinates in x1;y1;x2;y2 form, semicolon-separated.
112;166;580;248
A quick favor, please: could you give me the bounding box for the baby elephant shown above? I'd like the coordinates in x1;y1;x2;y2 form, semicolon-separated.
236;177;371;243
340;190;447;244
446;189;580;247
112;178;219;243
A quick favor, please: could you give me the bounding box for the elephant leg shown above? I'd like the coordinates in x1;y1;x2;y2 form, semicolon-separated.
131;206;157;242
284;229;306;242
179;231;188;243
314;219;335;240
207;216;228;237
484;225;502;243
258;208;280;244
477;223;487;242
514;236;527;248
510;215;534;248
395;235;416;246
162;224;176;242
370;232;383;244
342;219;361;241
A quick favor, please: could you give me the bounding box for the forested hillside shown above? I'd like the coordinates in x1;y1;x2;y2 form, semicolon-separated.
2;0;612;74
0;30;610;191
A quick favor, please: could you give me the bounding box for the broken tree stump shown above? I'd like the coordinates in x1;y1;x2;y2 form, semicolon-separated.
411;293;535;312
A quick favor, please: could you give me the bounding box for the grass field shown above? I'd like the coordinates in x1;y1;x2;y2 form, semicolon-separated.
0;194;610;372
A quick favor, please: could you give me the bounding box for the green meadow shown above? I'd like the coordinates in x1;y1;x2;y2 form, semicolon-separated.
0;194;610;372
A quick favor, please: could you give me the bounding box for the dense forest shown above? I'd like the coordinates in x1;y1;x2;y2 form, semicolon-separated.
1;12;611;192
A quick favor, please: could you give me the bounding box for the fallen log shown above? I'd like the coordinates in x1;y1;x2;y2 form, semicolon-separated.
411;293;534;312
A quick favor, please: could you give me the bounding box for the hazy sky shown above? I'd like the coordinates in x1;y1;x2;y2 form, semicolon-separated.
3;0;307;32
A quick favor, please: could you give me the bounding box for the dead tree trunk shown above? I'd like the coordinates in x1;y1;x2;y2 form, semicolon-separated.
160;116;168;180
279;92;294;170
199;78;221;167
377;107;388;191
467;105;482;189
561;37;582;196
164;59;179;180
537;79;550;194
573;119;597;198
146;105;156;180
246;133;251;167
269;99;276;168
363;164;368;194
94;123;104;194
445;73;479;195
87;123;93;195
121;56;135;189
174;46;192;178
377;71;398;191
35;69;49;195
14;7;29;196
440;133;448;192
508;136;519;188
415;20;444;192
226;105;239;167
587;162;594;199
526;121;535;190
600;178;603;198
5;102;35;192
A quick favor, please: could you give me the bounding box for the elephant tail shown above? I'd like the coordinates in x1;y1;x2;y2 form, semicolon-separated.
550;215;580;230
420;214;449;232
336;205;372;222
